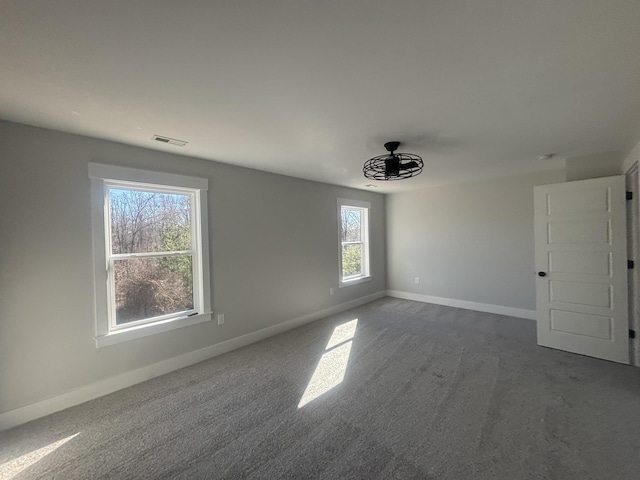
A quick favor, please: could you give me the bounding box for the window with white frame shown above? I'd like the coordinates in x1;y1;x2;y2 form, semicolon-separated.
338;199;371;286
89;164;211;347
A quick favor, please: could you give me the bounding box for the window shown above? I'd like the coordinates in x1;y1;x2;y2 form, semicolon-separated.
89;164;211;347
338;199;371;286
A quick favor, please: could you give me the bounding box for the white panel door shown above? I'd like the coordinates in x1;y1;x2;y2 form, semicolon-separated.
534;176;629;364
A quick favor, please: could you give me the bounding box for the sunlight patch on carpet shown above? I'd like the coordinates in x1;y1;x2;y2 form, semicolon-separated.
298;318;358;408
0;433;79;480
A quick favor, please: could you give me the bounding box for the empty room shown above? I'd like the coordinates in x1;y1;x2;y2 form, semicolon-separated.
2;1;640;479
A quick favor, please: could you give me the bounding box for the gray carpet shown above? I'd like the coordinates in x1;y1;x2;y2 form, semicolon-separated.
2;297;640;479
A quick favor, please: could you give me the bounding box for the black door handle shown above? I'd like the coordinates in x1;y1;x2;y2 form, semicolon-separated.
538;272;546;277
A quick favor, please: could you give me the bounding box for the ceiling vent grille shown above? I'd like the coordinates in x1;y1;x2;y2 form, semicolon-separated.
152;135;188;147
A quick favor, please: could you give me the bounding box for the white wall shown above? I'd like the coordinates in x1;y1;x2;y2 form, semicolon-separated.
565;151;623;181
0;121;385;416
386;170;564;313
622;131;640;173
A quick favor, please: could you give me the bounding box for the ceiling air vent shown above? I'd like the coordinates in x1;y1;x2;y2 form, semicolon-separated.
152;135;188;147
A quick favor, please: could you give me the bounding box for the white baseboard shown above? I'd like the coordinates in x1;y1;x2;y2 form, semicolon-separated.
0;290;386;432
386;290;536;320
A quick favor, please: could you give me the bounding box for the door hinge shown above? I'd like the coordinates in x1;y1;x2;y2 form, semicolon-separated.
630;330;636;339
627;191;633;200
628;260;635;269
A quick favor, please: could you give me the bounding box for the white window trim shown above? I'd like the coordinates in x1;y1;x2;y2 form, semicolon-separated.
89;163;212;347
337;198;371;288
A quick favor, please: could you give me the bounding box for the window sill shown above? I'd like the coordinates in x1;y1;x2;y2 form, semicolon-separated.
95;312;212;348
339;275;372;288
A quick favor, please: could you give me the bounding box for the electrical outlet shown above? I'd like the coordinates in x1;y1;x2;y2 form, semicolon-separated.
329;287;334;295
217;313;225;325
414;277;420;284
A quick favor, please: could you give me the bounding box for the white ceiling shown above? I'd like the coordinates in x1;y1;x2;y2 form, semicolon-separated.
2;0;640;193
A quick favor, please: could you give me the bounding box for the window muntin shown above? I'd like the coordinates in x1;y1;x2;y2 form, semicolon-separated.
89;163;211;347
338;199;371;286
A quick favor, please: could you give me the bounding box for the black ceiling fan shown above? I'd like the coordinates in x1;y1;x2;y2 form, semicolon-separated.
363;141;424;180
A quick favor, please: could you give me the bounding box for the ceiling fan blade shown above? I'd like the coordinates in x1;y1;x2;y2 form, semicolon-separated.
399;161;419;170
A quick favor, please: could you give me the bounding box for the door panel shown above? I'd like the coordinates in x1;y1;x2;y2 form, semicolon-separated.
550;310;612;339
534;175;629;364
549;280;611;307
547;219;610;244
548;251;611;276
547;188;610;215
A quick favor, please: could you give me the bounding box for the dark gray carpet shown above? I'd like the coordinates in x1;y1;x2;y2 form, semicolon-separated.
2;297;640;479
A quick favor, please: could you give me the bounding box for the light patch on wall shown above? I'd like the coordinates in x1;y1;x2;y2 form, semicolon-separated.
298;318;358;408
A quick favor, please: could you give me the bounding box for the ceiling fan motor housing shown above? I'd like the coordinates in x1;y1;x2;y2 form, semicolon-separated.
385;155;401;177
384;141;401;153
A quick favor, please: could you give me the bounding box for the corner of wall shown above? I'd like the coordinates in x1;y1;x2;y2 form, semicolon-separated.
622;137;640;174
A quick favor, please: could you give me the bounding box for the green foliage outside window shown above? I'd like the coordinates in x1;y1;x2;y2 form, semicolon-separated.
342;244;362;278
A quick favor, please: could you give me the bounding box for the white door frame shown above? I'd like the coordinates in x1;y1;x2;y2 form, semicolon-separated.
626;162;640;366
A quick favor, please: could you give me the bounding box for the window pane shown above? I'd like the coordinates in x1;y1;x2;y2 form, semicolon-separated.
114;256;194;324
109;188;192;254
342;243;362;278
341;208;361;242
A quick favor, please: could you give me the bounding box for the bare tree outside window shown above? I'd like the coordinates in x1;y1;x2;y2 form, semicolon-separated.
109;188;194;324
